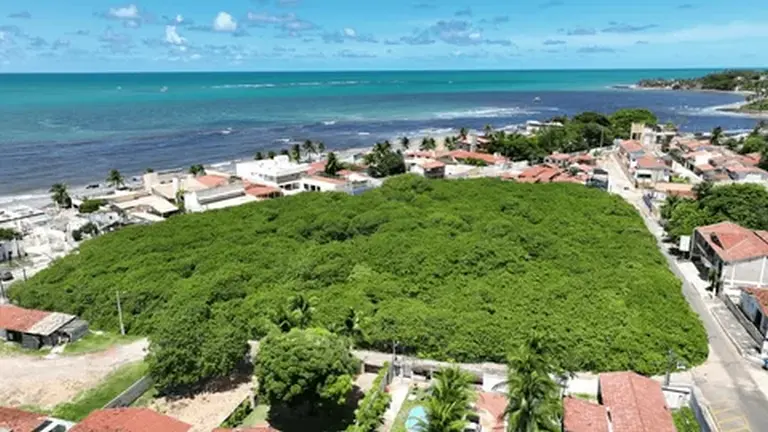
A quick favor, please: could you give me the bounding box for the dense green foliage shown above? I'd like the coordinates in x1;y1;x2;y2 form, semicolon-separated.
662;183;768;239
485;109;656;161
364;141;406;178
418;367;475;432
672;407;699;432
0;228;21;241
346;363;392;432
638;70;768;92
12;176;707;374
79;199;106;214
255;328;359;410
146;299;249;394
741;99;768;112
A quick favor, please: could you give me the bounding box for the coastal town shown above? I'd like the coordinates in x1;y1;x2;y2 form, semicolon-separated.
3;95;768;432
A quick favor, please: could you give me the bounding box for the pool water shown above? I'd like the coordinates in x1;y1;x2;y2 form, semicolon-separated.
405;405;427;431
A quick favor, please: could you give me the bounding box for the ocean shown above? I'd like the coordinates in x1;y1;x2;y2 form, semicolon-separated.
0;69;762;199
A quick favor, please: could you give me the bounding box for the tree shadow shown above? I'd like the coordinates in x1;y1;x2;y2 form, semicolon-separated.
266;386;364;432
162;362;254;401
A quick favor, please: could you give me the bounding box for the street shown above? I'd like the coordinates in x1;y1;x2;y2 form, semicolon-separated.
603;153;768;431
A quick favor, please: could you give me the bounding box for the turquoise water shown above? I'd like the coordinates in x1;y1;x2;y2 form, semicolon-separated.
405;405;427;431
0;69;757;196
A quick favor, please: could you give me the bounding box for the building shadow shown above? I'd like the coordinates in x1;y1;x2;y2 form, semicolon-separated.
266;385;364;432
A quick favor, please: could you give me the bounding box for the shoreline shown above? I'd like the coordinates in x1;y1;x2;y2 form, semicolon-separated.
613;84;768;119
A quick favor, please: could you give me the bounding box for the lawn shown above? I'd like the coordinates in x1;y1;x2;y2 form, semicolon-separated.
63;331;142;355
0;341;50;357
52;361;148;421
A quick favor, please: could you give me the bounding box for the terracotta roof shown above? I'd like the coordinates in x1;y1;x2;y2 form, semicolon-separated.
677;139;711;152
563;397;609;432
547;152;571;161
419;160;446;170
696;221;768;263
449;150;506;164
619;140;644;154
196;175;229;188
0;305;51;333
244;183;282;198
71;408;192;432
307;160;327;175
695;163;715;172
742;153;762;166
599;372;675;432
476;392;507;431
635;156;667;170
0;407;46;432
743;287;768;316
573;153;595;162
405;150;438;158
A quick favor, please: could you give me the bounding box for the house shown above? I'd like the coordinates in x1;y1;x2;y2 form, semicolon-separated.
691;221;768;290
543;152;572;168
410;160;446;179
740;287;768;350
630;123;676;147
618;140;646;164
512;164;587;185
301;175;349;192
244;183;283;200
634;156;670;184
70;408;192;432
0;406;74;432
675;138;713;154
564;372;675;432
681;151;716;170
445;150;508;166
0;238;23;262
725;165;768;184
184;184;260;213
0;304;88;349
235;156;310;195
741;152;762;166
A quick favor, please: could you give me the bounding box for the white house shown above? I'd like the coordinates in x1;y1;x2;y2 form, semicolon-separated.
0;239;23;262
634;155;670;184
691;221;768;291
739;287;768;354
301;176;349;193
235;156;309;195
184;183;258;213
409;160;446;179
725;165;768;185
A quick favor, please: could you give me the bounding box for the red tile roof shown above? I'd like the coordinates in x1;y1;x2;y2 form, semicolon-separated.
476;392;507;431
419;160;446;170
244;183;282;198
619;140;644;154
547;152;572;161
573;153;595;163
635;156;667;170
0;305;51;333
696;221;768;263
599;372;675;432
307;160;327;175
741;153;762;166
71;408;192;432
695;163;715;172
449;150;506;165
743;287;768;316
0;407;46;432
563;397;609;432
196;175;230;188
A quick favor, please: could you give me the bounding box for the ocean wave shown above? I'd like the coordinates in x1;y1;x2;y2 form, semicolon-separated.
322;120;337;126
434;107;538;119
210;84;277;89
357;132;371;136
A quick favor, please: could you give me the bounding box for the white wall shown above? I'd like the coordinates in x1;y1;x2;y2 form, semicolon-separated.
301;177;345;192
723;257;768;289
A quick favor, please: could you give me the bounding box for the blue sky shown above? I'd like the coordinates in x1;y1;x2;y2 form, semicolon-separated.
0;0;766;72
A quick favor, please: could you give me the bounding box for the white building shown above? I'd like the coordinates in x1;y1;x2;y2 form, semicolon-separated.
184;183;259;213
236;156;309;195
0;239;23;262
634;155;670;184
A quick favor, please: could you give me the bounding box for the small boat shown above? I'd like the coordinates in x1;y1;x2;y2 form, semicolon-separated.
160;86;168;93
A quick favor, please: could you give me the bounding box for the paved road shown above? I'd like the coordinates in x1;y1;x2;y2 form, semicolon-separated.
604;154;768;431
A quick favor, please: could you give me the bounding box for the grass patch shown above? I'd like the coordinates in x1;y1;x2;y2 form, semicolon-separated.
391;387;426;432
0;341;51;357
63;331;142;355
130;387;158;408
672;407;699;432
52;361;148;422
241;404;270;426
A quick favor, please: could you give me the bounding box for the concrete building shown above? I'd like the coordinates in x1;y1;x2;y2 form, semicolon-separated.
183;183;258;213
618;140;646;166
543;152;572;168
630;123;676;148
691;221;768;290
634;155;670;185
0;304;88;349
740;288;768;349
236;156;309;195
564;371;675;432
725;165;768;184
409;160;446;179
301;175;349;192
0;238;23;262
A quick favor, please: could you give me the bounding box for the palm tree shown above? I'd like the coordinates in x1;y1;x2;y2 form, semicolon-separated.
106;169;124;189
496;335;563;432
189;164;206;176
144;168;154;173
710;126;723;145
459;127;469;140
254;151;264;160
268;150;277;159
400;136;410;150
484;124;494;137
273;294;316;332
317;141;326;154
49;183;72;208
290;143;302;162
420;136;436;151
445;136;458;151
325;152;342;176
418;367;474;432
303;139;316;157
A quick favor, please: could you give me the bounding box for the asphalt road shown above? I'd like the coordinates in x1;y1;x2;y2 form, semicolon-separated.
604;153;768;431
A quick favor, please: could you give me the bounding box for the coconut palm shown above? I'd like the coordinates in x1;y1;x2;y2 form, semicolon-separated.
254;151;264;160
49;183;72;208
145;168;154;173
290;143;302;162
325;152;342;176
268;150;277;159
484;124;494;137
400;136;411;150
317;141;326;154
496;335;563;432
420;136;436;151
273;294;316;332
303;139;316;157
106;169;125;189
418;367;474;432
280;148;290;157
459;127;469;140
445;136;458;151
189;164;206;176
710;126;723;145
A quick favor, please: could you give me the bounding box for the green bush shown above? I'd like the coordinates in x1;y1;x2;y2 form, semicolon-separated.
346;363;392;432
79;199;106;214
11;176;708;374
672;407;699;432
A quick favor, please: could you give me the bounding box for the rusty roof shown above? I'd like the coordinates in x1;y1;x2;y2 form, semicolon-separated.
476;392;507;431
619;140;644;154
696;221;768;263
636;156;667;170
743;287;768;316
196;175;230;188
449;150;506;164
0;407;46;432
563;397;609;432
599;372;675;432
71;408;192;432
0;305;52;333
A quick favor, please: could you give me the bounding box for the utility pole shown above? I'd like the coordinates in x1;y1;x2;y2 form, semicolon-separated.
116;290;125;336
664;348;673;387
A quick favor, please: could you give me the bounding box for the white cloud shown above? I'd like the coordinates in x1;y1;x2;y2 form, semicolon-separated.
165;26;186;45
213;12;237;32
109;4;140;19
175;15;184;24
343;28;356;37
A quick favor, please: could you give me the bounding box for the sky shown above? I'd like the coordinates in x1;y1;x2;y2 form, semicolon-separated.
0;0;766;72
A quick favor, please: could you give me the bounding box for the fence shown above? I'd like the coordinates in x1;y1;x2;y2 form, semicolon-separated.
104;375;153;408
722;295;764;347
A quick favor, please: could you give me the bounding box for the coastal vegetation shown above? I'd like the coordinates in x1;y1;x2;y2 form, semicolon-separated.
0;228;21;241
418;367;475;432
106;169;125;189
484;108;657;161
11;176;708;375
49;183;72;208
637;69;768;93
661;183;768;240
78;199;106;214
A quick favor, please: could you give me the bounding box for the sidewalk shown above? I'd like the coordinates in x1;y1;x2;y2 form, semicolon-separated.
709;300;763;360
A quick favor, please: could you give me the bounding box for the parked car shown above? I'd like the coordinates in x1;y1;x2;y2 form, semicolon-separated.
763;358;768;370
0;271;13;281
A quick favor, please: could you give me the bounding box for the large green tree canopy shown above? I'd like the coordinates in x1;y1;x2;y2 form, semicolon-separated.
11;176;707;374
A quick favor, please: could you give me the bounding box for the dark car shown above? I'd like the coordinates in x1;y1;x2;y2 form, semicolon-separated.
763;358;768;370
0;271;13;281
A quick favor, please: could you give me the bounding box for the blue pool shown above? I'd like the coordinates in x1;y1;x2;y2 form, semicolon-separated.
405;405;427;431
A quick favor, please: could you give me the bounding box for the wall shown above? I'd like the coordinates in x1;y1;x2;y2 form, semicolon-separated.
724;295;765;348
724;257;768;288
104;376;153;408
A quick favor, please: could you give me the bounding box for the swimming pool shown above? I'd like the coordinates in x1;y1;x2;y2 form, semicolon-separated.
405;405;427;432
